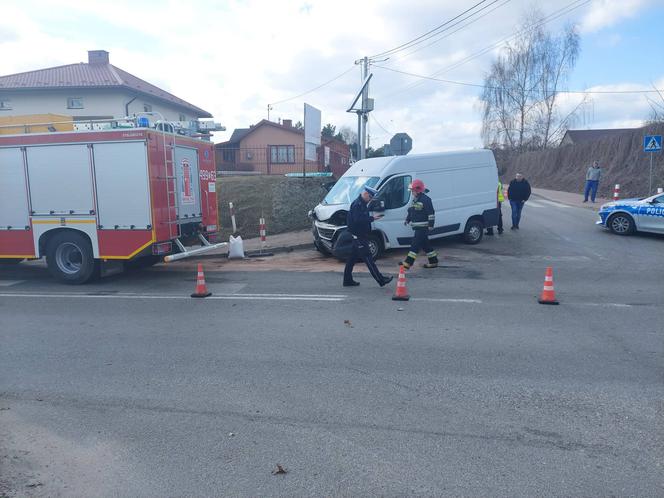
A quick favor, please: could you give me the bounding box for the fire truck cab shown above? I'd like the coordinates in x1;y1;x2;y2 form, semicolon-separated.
0;118;225;283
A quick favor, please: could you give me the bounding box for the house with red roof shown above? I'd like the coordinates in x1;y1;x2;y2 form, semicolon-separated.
0;50;212;124
216;119;351;177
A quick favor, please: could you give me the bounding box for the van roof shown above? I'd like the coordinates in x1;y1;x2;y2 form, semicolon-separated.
345;149;495;178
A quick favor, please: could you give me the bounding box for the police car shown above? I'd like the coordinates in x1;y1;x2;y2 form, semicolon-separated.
597;192;664;235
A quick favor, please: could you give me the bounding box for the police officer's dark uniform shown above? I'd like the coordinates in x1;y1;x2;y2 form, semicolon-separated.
402;179;438;269
343;186;393;287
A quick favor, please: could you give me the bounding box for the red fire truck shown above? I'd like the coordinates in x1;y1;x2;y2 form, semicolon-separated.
0;120;225;283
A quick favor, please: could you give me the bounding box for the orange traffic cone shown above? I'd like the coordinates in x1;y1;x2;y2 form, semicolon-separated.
538;266;559;305
191;263;212;298
392;265;410;301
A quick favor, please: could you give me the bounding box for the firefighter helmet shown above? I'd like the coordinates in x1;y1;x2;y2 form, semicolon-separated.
409;179;425;194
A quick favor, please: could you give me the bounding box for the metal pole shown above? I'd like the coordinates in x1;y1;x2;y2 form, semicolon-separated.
649;153;653;195
361;56;369;160
357;112;362;161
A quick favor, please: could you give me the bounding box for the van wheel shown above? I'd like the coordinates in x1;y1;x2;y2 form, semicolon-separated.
367;234;383;260
463;219;484;244
46;231;99;284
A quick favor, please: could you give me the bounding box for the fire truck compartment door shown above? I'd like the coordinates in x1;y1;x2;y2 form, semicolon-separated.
173;146;202;221
27;144;94;215
93;141;152;229
0;147;29;229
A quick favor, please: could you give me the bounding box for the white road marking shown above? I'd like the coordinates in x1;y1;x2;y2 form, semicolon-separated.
410;298;482;303
575;302;633;308
525;201;545;208
0;292;345;302
0;280;24;287
0;293;652;308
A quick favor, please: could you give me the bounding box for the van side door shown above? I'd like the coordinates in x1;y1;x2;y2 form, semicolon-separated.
372;175;412;247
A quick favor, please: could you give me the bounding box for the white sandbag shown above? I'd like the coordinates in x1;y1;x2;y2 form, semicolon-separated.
228;235;245;259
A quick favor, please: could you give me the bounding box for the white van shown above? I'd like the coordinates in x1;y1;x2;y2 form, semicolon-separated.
310;150;499;258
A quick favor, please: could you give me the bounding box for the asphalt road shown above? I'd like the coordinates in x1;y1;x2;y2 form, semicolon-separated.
1;195;663;497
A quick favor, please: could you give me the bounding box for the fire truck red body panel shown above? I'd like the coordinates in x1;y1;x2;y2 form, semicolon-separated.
0;128;219;265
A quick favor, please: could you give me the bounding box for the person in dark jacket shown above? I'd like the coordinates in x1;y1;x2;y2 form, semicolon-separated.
343;185;393;287
402;179;438;269
507;173;531;229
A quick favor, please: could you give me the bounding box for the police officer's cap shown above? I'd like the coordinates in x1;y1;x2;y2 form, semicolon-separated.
363;186;379;196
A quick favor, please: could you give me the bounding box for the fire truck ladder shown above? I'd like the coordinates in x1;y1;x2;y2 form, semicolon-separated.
161;136;180;241
155;127;227;263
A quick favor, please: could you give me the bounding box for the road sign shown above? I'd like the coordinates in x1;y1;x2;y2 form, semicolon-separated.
644;135;662;152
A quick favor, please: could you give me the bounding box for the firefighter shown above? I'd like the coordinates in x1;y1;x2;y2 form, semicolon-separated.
343;185;394;287
402;179;438;269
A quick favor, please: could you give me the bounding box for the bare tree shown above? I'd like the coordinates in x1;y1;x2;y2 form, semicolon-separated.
645;84;664;123
480;12;580;150
536;23;580;147
339;125;359;160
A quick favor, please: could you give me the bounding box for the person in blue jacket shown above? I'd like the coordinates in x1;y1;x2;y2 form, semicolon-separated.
343;185;393;287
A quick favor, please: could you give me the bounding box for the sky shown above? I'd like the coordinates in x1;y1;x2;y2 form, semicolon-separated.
1;0;663;152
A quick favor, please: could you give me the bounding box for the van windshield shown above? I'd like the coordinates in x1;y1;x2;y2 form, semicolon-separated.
323;176;380;205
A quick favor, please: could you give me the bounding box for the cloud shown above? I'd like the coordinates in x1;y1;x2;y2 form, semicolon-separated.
0;0;661;150
580;0;651;33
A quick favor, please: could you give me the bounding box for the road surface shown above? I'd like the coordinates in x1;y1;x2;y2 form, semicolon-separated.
1;195;663;497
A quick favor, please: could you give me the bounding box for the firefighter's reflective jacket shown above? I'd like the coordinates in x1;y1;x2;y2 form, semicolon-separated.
406;192;435;229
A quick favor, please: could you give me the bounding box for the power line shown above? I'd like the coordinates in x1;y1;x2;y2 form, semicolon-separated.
384;0;512;64
268;66;355;106
378;0;591;100
369;0;493;59
373;65;664;95
370;114;393;136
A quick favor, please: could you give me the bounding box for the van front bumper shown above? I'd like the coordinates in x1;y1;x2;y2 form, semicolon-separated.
312;220;345;252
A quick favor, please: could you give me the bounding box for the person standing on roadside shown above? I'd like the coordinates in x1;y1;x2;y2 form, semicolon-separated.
507;173;531;230
343;185;394;288
486;180;505;235
583;160;602;203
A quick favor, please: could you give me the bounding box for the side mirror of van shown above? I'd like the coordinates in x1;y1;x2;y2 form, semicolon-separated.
322;181;336;192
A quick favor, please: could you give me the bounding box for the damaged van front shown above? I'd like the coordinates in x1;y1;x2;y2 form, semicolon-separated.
310;175;380;257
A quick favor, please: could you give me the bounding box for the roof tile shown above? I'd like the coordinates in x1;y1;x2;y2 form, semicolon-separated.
0;62;211;117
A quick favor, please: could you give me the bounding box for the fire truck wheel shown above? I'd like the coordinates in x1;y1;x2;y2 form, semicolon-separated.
46;231;99;284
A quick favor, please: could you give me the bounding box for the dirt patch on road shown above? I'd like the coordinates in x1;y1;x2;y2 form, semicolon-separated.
153;243;476;275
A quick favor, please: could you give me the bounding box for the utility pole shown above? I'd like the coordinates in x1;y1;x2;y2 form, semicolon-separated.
360;56;369;160
348;56;375;161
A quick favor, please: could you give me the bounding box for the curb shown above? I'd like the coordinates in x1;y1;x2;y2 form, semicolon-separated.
194;242;314;260
531;191;607;210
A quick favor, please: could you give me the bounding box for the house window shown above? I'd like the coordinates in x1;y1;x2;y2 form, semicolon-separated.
143;103;152;112
222;149;236;162
67;97;84;109
269;145;295;164
0;99;12;110
179;113;186;122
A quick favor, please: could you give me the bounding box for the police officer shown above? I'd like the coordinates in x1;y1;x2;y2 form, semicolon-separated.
343;185;394;287
402;179;438;269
